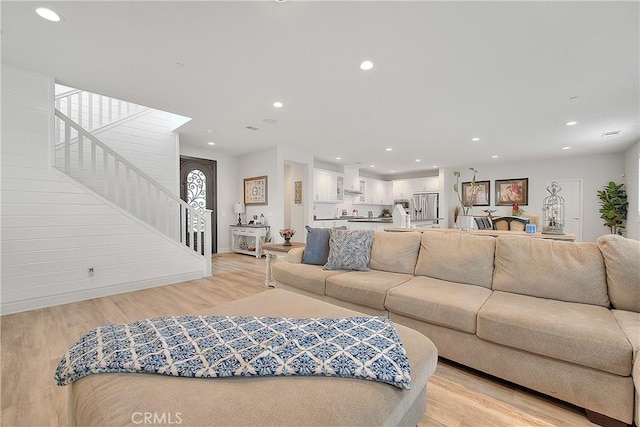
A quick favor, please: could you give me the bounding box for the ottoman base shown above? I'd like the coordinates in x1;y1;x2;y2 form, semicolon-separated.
69;289;438;426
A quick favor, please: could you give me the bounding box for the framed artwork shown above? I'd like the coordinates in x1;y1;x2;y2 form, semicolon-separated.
294;181;302;204
243;175;268;205
462;180;490;206
495;178;528;206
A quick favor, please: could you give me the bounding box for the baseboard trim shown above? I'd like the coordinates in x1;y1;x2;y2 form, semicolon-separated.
0;271;203;315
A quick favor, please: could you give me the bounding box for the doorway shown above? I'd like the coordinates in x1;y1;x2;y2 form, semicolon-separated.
180;156;217;253
548;179;583;242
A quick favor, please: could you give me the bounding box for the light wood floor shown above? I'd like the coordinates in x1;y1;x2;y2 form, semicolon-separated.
1;253;596;427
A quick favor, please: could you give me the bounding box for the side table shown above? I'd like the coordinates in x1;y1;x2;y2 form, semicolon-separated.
262;242;305;287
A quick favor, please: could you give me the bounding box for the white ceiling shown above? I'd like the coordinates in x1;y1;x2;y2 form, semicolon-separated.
2;1;639;176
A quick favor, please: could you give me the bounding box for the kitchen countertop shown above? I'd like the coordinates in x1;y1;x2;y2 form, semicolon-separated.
348;218;393;223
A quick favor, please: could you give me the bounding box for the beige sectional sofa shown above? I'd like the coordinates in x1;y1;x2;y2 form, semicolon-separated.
272;230;640;426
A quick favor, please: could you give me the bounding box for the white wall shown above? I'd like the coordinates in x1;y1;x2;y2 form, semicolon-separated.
623;140;640;240
444;152;625;242
96;109;181;195
1;66;205;314
178;145;238;252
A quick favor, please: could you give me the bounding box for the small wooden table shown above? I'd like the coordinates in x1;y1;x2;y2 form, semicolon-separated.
262;242;305;287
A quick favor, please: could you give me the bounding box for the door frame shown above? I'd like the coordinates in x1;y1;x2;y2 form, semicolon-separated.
180;156;217;253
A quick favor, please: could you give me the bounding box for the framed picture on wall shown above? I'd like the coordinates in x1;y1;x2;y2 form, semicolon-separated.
244;175;268;205
462;180;490;206
495;178;528;206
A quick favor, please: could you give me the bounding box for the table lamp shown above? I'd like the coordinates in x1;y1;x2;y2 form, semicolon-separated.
234;202;244;225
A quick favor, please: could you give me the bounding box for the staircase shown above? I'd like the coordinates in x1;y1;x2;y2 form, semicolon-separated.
53;90;211;276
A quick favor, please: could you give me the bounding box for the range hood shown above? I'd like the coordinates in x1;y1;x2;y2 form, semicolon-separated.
343;166;363;194
344;188;363;195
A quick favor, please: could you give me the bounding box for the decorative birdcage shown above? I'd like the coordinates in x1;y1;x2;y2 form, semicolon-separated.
542;181;565;234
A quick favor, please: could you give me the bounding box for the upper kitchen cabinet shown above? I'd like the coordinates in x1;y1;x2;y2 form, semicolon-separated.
392;180;411;199
355;178;393;205
393;177;439;198
314;169;343;203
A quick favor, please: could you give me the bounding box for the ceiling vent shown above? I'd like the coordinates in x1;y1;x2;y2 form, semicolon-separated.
601;130;621;137
244;125;261;131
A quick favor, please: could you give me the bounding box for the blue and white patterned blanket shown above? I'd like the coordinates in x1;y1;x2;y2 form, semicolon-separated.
55;315;411;389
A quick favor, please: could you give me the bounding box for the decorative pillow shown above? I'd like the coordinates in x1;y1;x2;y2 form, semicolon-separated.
324;229;375;271
302;226;331;265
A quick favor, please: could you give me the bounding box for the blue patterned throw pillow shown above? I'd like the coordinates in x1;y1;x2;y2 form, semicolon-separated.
324;229;375;271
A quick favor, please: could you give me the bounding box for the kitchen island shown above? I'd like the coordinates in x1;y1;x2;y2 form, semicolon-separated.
385;227;576;241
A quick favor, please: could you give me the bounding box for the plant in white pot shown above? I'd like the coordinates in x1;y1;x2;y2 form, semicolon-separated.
453;167;480;230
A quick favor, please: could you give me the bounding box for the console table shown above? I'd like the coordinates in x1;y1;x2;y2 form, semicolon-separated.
230;225;270;258
262;242;305;287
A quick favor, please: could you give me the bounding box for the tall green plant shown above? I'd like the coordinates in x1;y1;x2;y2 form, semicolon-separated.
597;181;628;235
453;167;478;216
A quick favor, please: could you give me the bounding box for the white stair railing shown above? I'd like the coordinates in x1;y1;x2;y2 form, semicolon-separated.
54;109;211;275
55;89;147;135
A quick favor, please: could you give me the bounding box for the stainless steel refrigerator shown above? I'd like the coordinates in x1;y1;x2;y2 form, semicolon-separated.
412;192;439;222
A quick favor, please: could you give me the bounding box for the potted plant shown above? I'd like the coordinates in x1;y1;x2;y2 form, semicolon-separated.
597;181;628;235
453;167;479;230
381;208;391;218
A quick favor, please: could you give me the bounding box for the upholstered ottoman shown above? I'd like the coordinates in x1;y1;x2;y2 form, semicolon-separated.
68;289;438;426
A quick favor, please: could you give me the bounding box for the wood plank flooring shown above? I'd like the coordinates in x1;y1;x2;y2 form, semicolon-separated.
1;253;596;426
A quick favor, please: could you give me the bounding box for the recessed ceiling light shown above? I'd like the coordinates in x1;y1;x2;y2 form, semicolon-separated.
390;170;395;173
273;101;283;108
491;155;499;159
562;146;571;150
207;142;215;146
336;157;341;160
471;137;480;142
565;121;577;126
415;159;421;162
432;165;438;168
275;0;287;2
360;60;374;71
385;148;392;152
370;165;375;168
36;7;62;22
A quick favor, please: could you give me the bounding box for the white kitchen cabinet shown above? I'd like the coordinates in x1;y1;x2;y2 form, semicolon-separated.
314;169;343;203
355;177;391;205
425;176;439;192
392;180;411;199
230;225;269;258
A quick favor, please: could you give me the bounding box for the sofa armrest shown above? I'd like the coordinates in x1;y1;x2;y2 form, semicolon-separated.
288;247;304;263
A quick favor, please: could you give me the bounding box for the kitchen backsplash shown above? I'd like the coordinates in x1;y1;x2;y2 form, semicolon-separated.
314;202;392;219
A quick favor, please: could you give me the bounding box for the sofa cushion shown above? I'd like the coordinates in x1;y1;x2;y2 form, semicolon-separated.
613;309;640;359
272;263;344;295
302;226;331;265
597;234;640;312
493;236;610;306
385;276;492;334
326;270;414;310
414;231;496;288
324;229;374;271
477;291;632;376
369;231;422;275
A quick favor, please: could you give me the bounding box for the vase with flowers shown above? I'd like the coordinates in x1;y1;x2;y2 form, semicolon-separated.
279;228;296;246
453;167;480;230
512;204;524;217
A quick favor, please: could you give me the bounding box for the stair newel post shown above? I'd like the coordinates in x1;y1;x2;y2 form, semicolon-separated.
204;209;213;276
103;149;109;199
180;204;186;246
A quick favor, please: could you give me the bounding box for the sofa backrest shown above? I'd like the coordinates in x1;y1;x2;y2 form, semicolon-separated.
597;234;640;312
414;231;496;288
370;231;422;274
493;235;610;307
